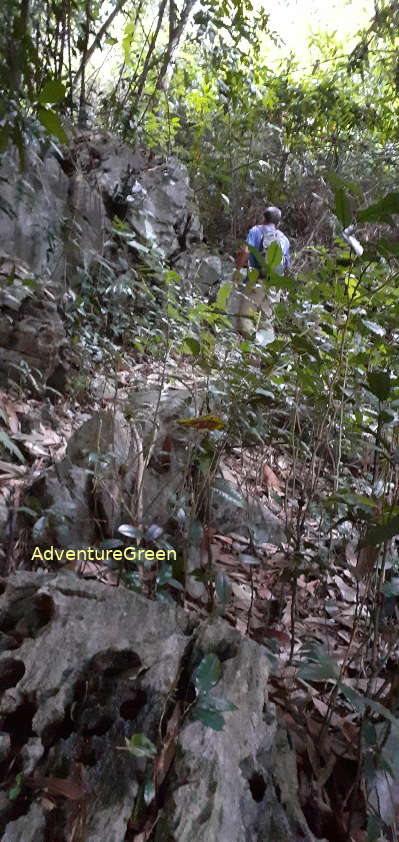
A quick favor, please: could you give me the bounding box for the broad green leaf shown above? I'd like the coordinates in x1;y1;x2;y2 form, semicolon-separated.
182;336;200;355
362;320;385;336
118;524;142;539
266;241;283;268
299;647;339;683
255;328;274;347
215;571;232;604
325;172;361;196
194;653;221;694
362;515;399;547
39;79;66;104
367;815;384;842
0;430;25;463
216;281;232;308
125;733;157;758
382;578;399;597
37;107;68;144
0;125;9;154
292;335;320;360
144;778;155;805
212;479;245;509
8;773;23;801
334;187;352;227
192;706;224;730
366;370;391;402
357;192;399;223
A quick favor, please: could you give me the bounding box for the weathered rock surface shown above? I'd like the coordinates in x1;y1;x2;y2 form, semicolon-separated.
0;571;322;842
28;410;138;548
0;147;69;278
0;254;66;389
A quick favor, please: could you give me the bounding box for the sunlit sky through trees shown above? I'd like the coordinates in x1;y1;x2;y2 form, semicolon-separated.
265;0;375;64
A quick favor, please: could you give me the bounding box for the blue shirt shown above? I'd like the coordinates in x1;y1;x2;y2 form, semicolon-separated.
246;224;290;274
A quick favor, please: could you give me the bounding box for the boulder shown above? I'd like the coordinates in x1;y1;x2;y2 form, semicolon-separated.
174;245;234;296
0;571;323;842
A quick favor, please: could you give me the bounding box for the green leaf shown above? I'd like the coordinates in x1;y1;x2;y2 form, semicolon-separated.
144;778;155;805
194;653;221;694
0;125;9;154
192;706;224;730
39;79;66;104
255;328;274;347
357;192;399;223
8;773;23;801
266;241;283;268
0;430;25;463
37;107;68;144
334;187;352;227
362;515;399;547
382;578;399;597
125;733;157;758
212;479;245;509
292;335;320;360
201;695;238;713
118;524;142;539
182;336;200;355
325;172;361;196
299;648;339;683
367;814;384;842
215;571;232;604
366;370;391;402
216;281;232;309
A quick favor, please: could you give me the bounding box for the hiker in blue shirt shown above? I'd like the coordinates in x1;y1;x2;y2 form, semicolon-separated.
236;206;290;277
233;206;290;337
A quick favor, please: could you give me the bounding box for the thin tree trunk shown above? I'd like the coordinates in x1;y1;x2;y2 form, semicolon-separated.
132;0;168;103
78;0;92;127
73;0;128;87
8;0;31;93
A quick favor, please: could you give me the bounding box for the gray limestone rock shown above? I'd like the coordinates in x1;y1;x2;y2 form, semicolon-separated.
0;571;322;842
28;410;138;549
0;254;66;389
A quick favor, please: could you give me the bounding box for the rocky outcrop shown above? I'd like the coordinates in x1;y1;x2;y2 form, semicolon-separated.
0;131;236;393
0;254;66;389
0;571;322;842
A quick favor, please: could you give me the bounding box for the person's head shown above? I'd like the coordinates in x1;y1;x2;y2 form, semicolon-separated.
263;206;282;226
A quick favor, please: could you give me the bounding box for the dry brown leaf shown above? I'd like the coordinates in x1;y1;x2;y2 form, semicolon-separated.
0;396;20;434
262;464;283;493
154;701;182;793
30;774;85;800
356;545;379;577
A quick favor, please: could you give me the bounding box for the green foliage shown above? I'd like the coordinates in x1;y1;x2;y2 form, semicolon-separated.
124;733;157;758
191;653;238;731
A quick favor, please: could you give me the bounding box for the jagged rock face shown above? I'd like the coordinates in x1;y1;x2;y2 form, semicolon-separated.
0;572;321;842
71;135;203;258
0;147;69;279
0;254;66;389
0;131;231;392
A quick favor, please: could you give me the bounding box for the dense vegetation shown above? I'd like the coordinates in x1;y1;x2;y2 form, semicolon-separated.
2;1;399;840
